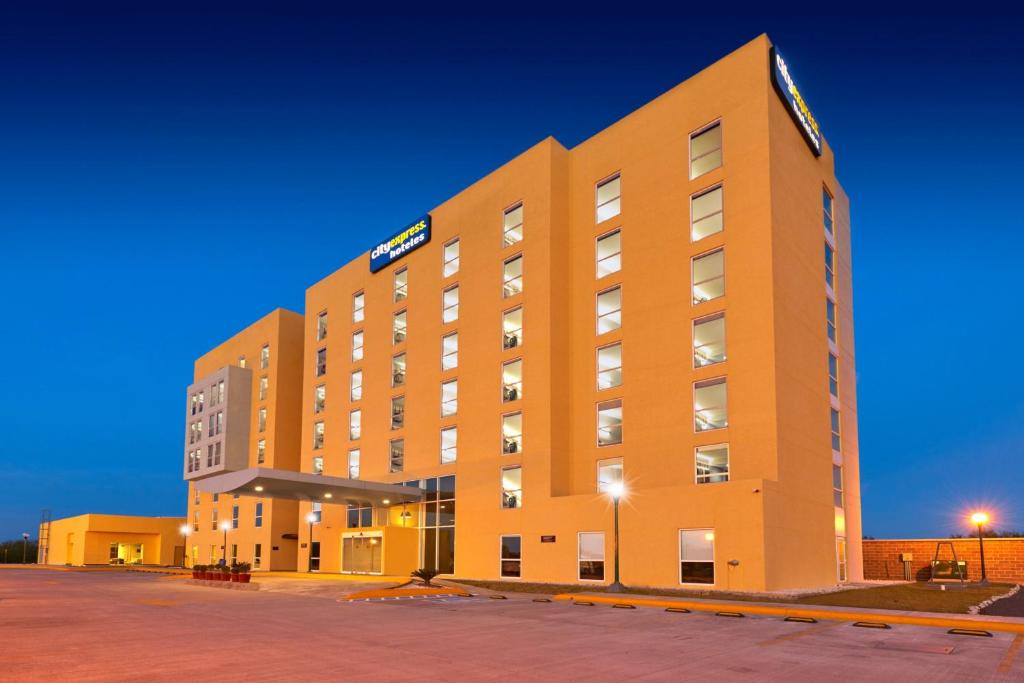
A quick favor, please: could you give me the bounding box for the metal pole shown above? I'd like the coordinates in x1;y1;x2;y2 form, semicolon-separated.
308;521;314;572
222;528;227;564
608;496;624;592
977;522;988;585
22;533;28;564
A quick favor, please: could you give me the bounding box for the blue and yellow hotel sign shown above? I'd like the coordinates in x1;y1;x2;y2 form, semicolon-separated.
771;47;822;157
370;214;431;273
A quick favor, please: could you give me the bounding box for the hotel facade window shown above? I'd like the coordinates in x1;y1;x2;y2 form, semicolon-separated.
825;242;835;290
440;426;457;464
442;285;459;323
690;122;722;179
311;501;322;523
503;255;523;298
352;291;364;323
349;409;361;440
443;238;460;277
691;185;723;241
348;449;360;479
597;457;623;493
391;395;405;429
578;532;605;581
231;505;239;529
258;375;268;401
441;379;458;417
833;465;844;507
316;348;327;376
441;332;458;370
693;313;726;367
597;400;623;446
317;311;328;341
502;412;522;454
503;203;523;246
258;407;267;432
389;439;404;473
393;310;407;344
826;298;837;343
192;510;199;532
502;307;523;350
828;353;839;398
596;343;622;390
694;378;727;431
596;174;621;223
692;249;724;304
256;439;266;464
695;444;729;483
392;353;406;387
312;455;324;474
260;344;270;369
596;286;622;334
313;421;324;449
253;544;262;569
502;359;523;402
823;188;834;237
238;356;246;368
501;466;522;508
255;502;263;528
211;509;218;531
679;529;715;584
596;228;621;278
831;408;841;451
314;384;326;413
352;330;364;361
500;535;521;577
350;370;363;401
394;267;408;302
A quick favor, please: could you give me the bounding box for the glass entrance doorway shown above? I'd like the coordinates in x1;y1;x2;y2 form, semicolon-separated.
108;543;143;565
342;534;382;574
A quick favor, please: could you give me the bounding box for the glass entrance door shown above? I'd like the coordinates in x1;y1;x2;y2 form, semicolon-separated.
342;535;382;574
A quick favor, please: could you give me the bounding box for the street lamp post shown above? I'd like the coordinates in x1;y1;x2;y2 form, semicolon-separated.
306;512;317;573
220;521;230;565
22;533;29;564
607;482;626;593
971;512;989;585
179;524;191;568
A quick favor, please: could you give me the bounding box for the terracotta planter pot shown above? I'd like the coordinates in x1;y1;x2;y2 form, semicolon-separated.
219;572;230;581
192;571;199;579
230;573;239;582
238;574;251;584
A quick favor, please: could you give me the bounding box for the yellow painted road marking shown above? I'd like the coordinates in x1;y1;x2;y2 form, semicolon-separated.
758;621;840;646
998;633;1024;674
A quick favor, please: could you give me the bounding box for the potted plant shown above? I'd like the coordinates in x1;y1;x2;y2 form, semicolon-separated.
229;562;240;583
235;561;252;584
192;564;203;580
219;565;231;581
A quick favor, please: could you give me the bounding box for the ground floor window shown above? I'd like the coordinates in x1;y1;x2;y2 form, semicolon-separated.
500;535;521;578
578;532;605;581
679;529;715;584
253;543;262;569
401;475;456;574
209;545;216;564
310;542;321;572
836;537;847;582
342;535;382;573
231;544;238;563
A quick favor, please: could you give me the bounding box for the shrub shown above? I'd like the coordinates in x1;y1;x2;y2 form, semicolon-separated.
411;568;440;586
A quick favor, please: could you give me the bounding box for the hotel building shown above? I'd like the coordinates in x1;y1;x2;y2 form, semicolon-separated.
183;34;862;591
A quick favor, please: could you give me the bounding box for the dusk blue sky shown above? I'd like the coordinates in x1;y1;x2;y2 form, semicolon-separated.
2;4;1022;540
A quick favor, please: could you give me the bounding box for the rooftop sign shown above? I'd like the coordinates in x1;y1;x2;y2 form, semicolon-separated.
369;214;431;273
770;47;822;157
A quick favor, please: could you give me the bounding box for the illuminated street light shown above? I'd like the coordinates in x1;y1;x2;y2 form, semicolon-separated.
179;524;191;568
971;511;990;585
306;511;318;573
607;482;626;593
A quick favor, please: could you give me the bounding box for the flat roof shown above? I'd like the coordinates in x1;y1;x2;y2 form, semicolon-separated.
192;467;423;507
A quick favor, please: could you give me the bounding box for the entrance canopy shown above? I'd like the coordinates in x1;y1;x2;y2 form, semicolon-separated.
192;467;423;507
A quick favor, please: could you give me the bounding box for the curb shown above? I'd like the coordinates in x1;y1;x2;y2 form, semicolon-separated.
970;584;1021;614
344;587;471;601
185;579;261;591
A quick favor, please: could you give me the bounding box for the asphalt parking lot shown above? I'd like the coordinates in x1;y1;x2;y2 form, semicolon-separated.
1;570;1021;682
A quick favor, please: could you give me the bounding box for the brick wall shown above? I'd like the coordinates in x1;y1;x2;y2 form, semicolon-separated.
863;538;1024;582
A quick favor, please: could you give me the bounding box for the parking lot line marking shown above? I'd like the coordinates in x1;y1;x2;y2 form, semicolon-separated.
998;634;1024;674
758;621;839;646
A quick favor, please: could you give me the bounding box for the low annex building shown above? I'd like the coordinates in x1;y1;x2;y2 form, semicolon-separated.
39;514;186;567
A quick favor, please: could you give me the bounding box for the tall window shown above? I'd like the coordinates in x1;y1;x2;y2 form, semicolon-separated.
353;291;365;323
391;395;405;429
254;502;263;528
441;332;458;371
231;505;239;529
679;529;715;584
831;408;841;451
316;348;327;376
313;421;324;449
442;285;459;323
500;535;521;577
502;412;522;454
501;466;522;509
314;385;326;413
260;344;270;370
394;267;408;302
836;537;848;582
350;370;363;401
693;313;726;367
258;375;268;401
502;359;522;402
349;409;361;440
256;439;266;464
440;426;457;464
696;445;729;484
833;464;844;507
694;378;727;431
238;356;246;368
597;399;623;446
596;174;621;223
443;239;460;277
823;187;834;237
393;310;407;344
258;407;267;432
352;331;364;361
192;510;199;532
392;353;406;387
317;311;328;341
312;455;324;474
690;122;722;179
502;307;523;350
828;353;839;398
348;449;360;479
441;379;458;417
596;228;621;278
389;439;404;473
503;203;523;246
826;298;837;343
596;343;622;390
503;255;523;298
578;532;605;581
211;508;218;531
254;543;262;569
691;186;723;241
311;501;322;523
596;286;622;334
597;457;623;493
692;249;724;304
825;242;835;289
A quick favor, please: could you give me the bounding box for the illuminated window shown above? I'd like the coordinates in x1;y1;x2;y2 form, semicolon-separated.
349;409;361;440
597;399;623;446
501;466;522;509
393;310;407;345
192;510;199;532
836;537;848;582
231;505;239;529
312;456;324;475
826;298;837;343
679;529;715;584
258;375;268;401
210;508;218;531
833;464;844;507
502;359;522;402
317;311;328;341
694;378;727;431
258;407;267;432
442;285;459;323
693;313;725;367
823;187;834;237
394;267;408;302
690;122;722;179
578;532;605;581
691;186;723;241
502;307;523;350
443;238;460;277
500;535;521;577
313;421;324;449
831;408;841;451
348;449;360;479
695;444;729;484
825;242;835;289
238;356;246;368
596;343;622;390
350;370;362;401
389;439;404;473
597;457;623;493
391;353;406;387
503;255;523;298
352;330;363;362
256;439;266;464
440;426;457;464
313;384;325;413
596;228;621;278
352;291;364;323
255;502;263;528
391;395;405;430
596;286;621;334
692;249;724;304
441;379;458;417
502;412;522;455
503;203;523;246
260;344;270;370
316;347;327;376
596;174;620;223
441;332;458;371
